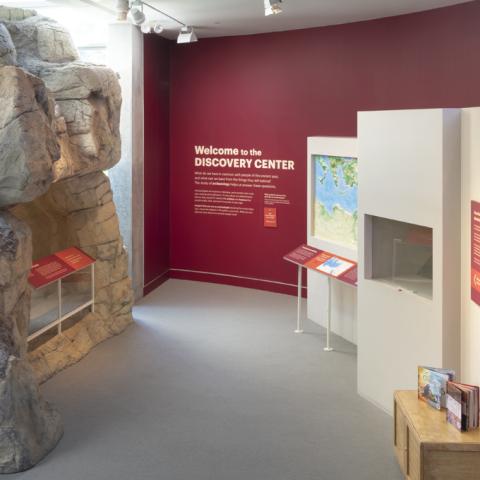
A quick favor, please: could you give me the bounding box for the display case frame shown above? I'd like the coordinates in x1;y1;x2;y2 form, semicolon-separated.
306;136;359;346
364;214;433;300
28;248;96;342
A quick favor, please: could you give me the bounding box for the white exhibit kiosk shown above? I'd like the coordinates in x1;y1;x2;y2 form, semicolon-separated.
306;137;358;346
357;108;461;413
303;111;463;415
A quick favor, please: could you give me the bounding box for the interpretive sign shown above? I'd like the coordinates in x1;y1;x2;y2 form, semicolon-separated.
29;247;95;289
472;201;480;306
283;244;319;265
193;144;294;221
283;244;357;286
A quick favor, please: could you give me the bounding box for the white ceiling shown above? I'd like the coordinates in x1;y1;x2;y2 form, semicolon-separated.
1;0;473;40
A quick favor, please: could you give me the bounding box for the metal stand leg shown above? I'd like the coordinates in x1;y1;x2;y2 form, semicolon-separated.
58;278;62;335
91;263;95;313
324;277;333;352
294;265;303;333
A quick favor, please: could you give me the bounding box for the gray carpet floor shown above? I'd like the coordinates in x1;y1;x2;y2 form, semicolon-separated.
13;279;403;480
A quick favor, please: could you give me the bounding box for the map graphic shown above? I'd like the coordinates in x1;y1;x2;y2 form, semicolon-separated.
313;155;358;248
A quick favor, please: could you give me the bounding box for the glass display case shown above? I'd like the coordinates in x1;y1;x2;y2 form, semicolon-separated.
28;247;95;341
366;215;433;299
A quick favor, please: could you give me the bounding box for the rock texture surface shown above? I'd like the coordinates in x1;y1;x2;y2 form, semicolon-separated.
0;66;59;208
3;11;78;74
0;23;15;66
0;7;133;472
0;212;63;473
13;172;133;382
42;63;122;180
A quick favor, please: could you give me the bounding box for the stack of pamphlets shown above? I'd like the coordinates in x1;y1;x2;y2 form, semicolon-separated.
418;366;455;410
446;382;480;432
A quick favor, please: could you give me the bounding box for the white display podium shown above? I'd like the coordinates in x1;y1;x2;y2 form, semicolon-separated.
357;108;461;413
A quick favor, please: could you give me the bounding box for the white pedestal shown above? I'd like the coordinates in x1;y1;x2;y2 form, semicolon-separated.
357;108;461;413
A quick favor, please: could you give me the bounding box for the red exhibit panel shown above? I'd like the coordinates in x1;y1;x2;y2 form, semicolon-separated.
283;244;319;265
55;247;95;271
264;208;278;228
472;201;480;306
29;247;95;289
284;244;358;287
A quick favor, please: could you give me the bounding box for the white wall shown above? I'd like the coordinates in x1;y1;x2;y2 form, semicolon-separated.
461;108;480;386
107;22;144;300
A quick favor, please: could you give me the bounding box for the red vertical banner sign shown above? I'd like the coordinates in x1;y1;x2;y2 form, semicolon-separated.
264;207;278;228
472;201;480;306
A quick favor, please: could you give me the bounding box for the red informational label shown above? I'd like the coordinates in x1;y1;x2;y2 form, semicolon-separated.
264;207;277;228
28;247;95;289
28;255;75;289
284;244;358;287
472;201;480;306
55;247;95;270
283;244;319;266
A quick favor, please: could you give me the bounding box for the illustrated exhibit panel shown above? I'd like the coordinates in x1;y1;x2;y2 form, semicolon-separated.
312;155;358;249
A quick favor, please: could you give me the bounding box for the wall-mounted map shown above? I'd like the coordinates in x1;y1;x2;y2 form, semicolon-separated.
313;155;358;249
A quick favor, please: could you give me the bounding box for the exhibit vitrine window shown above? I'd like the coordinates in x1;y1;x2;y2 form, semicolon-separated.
311;154;358;249
365;215;433;299
28;247;95;341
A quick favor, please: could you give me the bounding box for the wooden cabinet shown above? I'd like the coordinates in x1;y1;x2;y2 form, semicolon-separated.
394;391;480;480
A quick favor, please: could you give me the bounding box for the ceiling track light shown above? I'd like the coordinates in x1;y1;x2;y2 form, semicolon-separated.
153;23;164;35
264;0;283;16
177;26;198;44
140;21;164;35
140;22;153;34
128;0;145;25
125;1;195;41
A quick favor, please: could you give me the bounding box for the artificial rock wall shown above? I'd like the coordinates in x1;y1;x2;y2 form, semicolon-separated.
0;6;133;472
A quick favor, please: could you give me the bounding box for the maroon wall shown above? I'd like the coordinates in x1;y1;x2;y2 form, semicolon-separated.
146;1;480;295
144;35;170;295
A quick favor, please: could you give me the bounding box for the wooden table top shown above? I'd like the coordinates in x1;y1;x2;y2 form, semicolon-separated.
395;390;480;446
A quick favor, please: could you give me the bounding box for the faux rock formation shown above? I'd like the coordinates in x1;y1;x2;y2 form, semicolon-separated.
41;63;122;180
0;7;133;472
0;212;62;473
13;171;133;383
0;24;15;66
0;66;59;208
3;10;78;74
